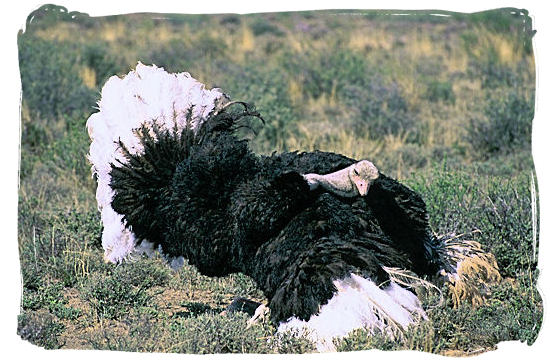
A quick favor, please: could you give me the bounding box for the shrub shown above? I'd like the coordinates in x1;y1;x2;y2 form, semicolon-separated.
113;258;171;289
281;49;370;99
18;311;65;349
425;80;455;104
467;91;534;157
19;208;103;287
81;42;124;87
144;34;227;74
22;282;82;320
342;79;419;141
177;301;216;318
219;14;241;26
18;36;96;120
407;167;536;278
82;259;169;320
250;19;285;37
469;58;522;89
83;272;150;320
21;120;49;155
85;312;171;352
42;114;97;182
385;143;429;176
85;310;314;353
169;312;314;353
462;9;535;53
220;64;298;151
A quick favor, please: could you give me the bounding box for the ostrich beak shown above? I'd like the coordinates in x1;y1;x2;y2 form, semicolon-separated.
354;179;370;196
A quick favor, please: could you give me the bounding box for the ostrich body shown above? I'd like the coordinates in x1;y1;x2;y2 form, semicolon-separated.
107;107;435;350
87;64;499;351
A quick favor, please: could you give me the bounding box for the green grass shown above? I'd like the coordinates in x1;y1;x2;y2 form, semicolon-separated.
17;5;540;354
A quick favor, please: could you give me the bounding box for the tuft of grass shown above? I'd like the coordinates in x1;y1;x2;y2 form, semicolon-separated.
407;165;536;278
18;311;66;349
22;281;82;320
81;259;169;320
85;309;314;353
19;207;103;287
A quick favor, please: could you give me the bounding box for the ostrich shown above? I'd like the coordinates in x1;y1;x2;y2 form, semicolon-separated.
87;63;500;351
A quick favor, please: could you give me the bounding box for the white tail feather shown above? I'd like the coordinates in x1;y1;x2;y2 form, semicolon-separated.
87;63;227;263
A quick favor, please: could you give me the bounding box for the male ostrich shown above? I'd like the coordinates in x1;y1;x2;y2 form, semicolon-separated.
87;63;500;351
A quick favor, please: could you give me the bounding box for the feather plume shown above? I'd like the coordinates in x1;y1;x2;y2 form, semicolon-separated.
436;231;501;307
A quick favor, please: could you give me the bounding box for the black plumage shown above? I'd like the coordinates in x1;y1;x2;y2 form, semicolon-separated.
109;104;442;324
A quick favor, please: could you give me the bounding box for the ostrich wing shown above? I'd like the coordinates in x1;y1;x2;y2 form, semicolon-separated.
230;171;313;251
260;150;440;277
247;194;407;324
366;174;440;276
260;150;355;175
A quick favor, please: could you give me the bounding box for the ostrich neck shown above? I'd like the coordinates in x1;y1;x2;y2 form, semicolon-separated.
304;168;357;198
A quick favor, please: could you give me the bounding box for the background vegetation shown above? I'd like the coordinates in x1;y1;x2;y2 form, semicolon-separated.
17;4;540;354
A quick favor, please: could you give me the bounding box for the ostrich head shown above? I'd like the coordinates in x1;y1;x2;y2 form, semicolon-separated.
303;160;379;198
348;160;379;196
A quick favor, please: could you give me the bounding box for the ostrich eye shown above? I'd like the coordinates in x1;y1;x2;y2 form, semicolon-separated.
353;169;359;176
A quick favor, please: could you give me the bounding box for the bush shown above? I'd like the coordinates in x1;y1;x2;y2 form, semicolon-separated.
21;120;49;155
22;282;82;320
144;34;227;74
82;259;169;320
18;36;96;120
390;144;429;174
407;166;536;278
42;114;99;182
220;64;298;151
462;9;535;53
425;80;455;104
18;311;65;349
169;312;314;353
467;91;534;157
19;208;103;287
81;42;124;87
343;79;419;141
250;19;285;37
85;310;314;353
471;59;521;89
281;49;370;99
114;258;171;289
83;272;150;320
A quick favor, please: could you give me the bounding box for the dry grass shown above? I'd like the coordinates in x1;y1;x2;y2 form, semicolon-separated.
79;66;96;89
281;124;384;161
347;27;394;51
240;24;255;52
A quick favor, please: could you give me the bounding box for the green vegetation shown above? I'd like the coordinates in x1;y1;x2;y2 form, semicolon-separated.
17;5;539;354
